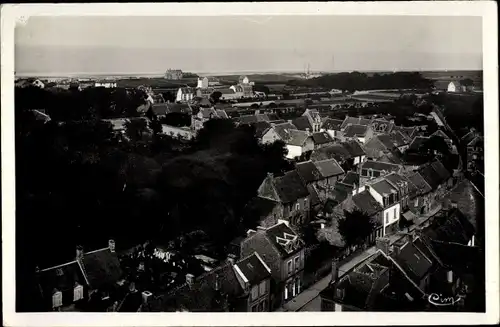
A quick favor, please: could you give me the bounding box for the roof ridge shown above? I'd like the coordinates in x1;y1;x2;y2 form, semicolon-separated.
39;260;78;272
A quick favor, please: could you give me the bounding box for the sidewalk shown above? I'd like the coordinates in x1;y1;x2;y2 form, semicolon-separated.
276;204;443;312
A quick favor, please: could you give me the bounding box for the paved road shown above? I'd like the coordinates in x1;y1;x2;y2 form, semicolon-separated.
275;205;443;312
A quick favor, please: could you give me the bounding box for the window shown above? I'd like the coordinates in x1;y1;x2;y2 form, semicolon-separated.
52;291;63;309
361;169;368;176
251;285;259;301
73;284;84;302
297;278;302;294
284;285;288;300
259;281;266;296
292;280;297;297
394;207;397;219
295;202;300;211
287;260;292;275
385;212;389;224
294;256;300;271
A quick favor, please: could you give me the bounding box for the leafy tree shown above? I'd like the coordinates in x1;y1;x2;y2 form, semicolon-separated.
125;118;149;142
210;91;222;104
338;209;377;247
460;78;474;87
149;119;163;137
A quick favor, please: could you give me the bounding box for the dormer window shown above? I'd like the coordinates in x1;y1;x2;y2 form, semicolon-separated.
73;283;84;302
52;290;63;309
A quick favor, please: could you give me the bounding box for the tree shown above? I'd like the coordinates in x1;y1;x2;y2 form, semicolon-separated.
338;209;377;247
125;118;149;142
210;91;222;104
460;78;474;87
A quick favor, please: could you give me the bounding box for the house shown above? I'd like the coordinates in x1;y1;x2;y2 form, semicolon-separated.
149;102;191;120
261;123;314;159
341;140;366;166
310;131;335;149
176;87;195;102
358;160;403;186
219;88;241;101
257;171;311;226
196;87;215;99
369;118;395;134
164;69;183;80
366;178;402;235
32;79;46;88
95;81;117;88
339;124;374;144
231;83;253;98
292;109;322;133
197;77;209;89
418;160;453;203
191;107;227;131
363;134;404;164
392;125;418;140
340;116;372;130
461;131;483;172
384;173;412;212
405;171;434;215
144;252;271;312
241;222;305;309
295;159;345;201
431;129;456;154
321;118;344;139
447;81;466;93
340;171;360;189
36;240;123;311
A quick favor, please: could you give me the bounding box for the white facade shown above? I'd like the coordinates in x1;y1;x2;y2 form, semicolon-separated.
95;82;117;88
197;77;209;89
321;129;337;140
176;88;194;102
447;82;463;93
286;145;303;159
353;155;366;166
32;79;45;88
382;204;400;235
261;128;281;144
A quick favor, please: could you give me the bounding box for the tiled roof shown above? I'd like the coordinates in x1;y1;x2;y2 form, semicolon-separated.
431;129;450;140
253;121;272;138
409;136;430;150
311;144;352;162
361;160;401;173
81;248;123;289
418;164;443;190
311;132;334;145
314;159;344;178
234;253;271;286
377;134;398;150
151;103;191;116
389;132;411;147
430;160;451;181
341;116;371;129
273;171;310;203
392;125;417;139
370;179;398;197
237;115;259;125
307;184;321;207
406;172;432;196
341;140;366;157
343;124;368;138
272;122;299;139
322;118;343;131
282;129;310;147
424;208;475;245
292;116;313;131
392;242;433;284
219;88;236;95
352;191;383;216
342;172;360;187
296;161;323;184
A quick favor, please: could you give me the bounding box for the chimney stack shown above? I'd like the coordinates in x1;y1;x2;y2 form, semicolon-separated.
108;239;116;253
186;273;194;286
331;259;340;283
450;201;458;209
142;291;153;305
76;245;84;261
375;237;391;255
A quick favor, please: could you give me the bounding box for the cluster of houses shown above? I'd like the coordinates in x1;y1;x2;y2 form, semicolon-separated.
176;75;255;102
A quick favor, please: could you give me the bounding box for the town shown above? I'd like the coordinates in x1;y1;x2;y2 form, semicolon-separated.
16;67;484;313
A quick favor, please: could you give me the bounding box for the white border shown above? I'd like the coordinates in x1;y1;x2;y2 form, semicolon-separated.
1;2;498;326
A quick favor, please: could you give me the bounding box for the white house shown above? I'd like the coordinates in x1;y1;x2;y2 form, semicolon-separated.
32;79;45;89
261;123;314;159
197;77;209;89
366;179;401;236
95;81;117;88
447;81;465;93
176;87;195;102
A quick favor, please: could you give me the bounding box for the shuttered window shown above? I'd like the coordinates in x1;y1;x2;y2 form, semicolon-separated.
52;291;63;309
73;284;84;302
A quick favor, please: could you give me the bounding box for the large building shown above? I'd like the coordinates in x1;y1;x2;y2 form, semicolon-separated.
165;69;183;80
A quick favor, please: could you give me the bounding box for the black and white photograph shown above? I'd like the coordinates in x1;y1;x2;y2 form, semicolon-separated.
2;2;498;326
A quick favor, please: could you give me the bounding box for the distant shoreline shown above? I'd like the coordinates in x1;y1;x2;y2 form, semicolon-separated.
15;69;483;80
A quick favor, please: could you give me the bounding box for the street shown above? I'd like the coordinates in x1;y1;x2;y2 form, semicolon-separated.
275;204;443;312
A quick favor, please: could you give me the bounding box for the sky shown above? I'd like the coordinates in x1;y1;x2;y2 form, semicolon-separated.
15;15;483;75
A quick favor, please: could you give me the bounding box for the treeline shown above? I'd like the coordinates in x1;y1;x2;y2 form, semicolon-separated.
288;72;434;92
16;103;292;309
16;86;148;121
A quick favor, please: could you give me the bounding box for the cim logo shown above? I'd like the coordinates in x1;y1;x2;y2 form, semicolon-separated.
427;293;465;306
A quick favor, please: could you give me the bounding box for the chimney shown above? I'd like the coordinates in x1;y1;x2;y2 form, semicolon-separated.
447;270;453;283
215;274;220;291
226;254;237;265
108;239;116;252
138;261;145;272
76;245;84;261
246;229;256;237
186;273;194;286
142;291;153;305
129;281;137;293
331;259;340;282
375;237;391;255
